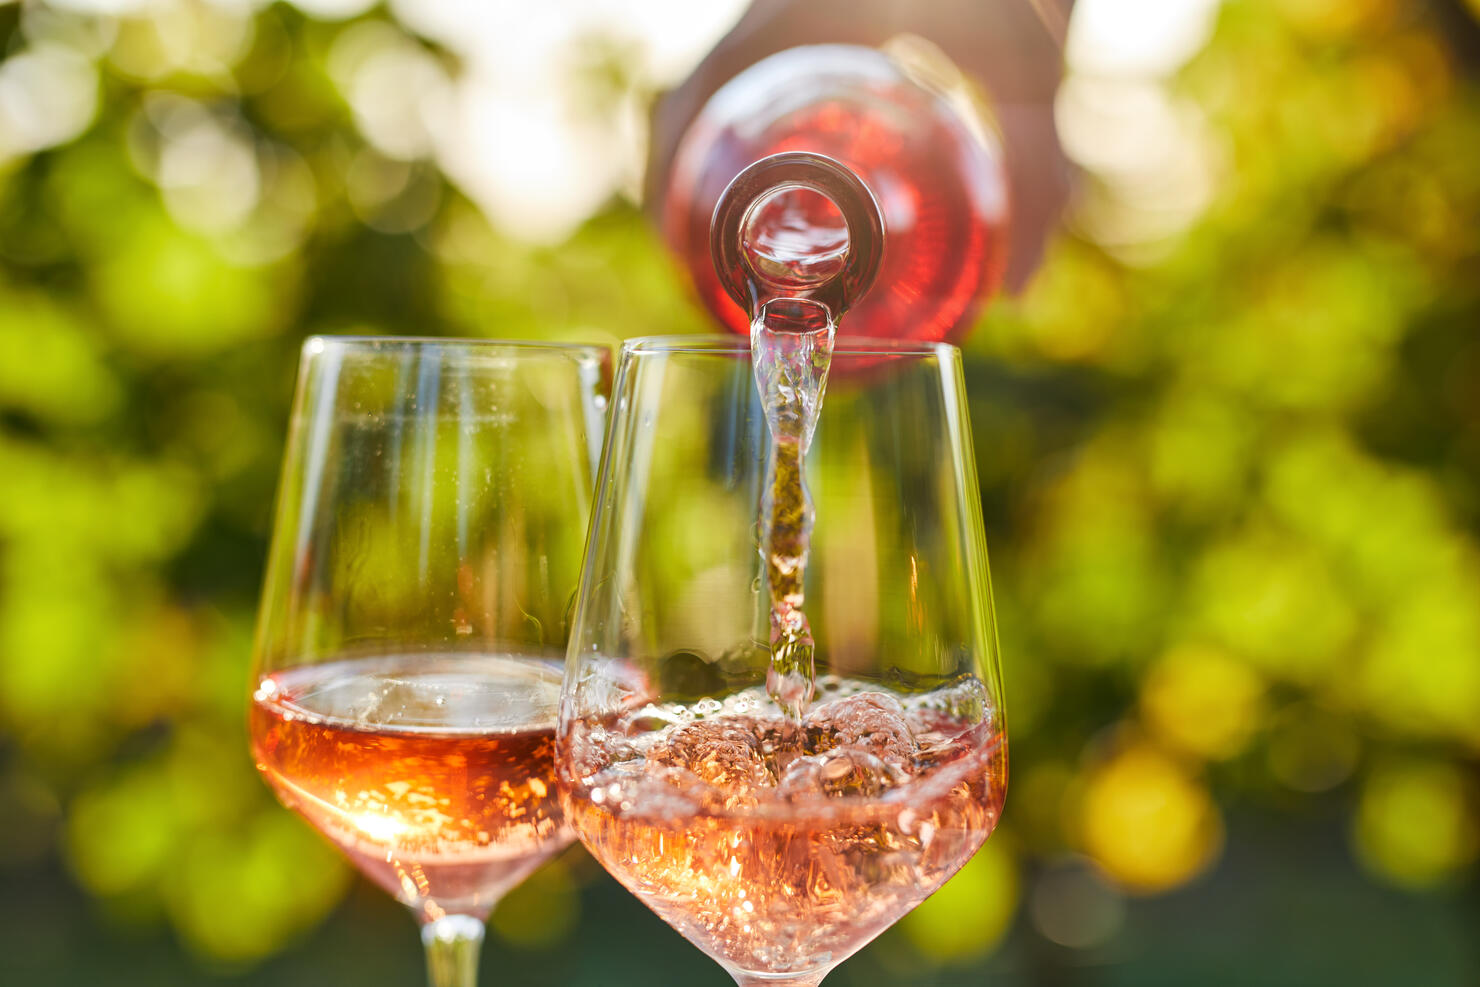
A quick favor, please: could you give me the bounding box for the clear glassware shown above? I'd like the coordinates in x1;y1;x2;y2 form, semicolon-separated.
557;336;1007;987
249;336;610;987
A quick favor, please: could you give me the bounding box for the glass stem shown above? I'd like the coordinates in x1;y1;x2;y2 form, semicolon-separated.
422;914;485;987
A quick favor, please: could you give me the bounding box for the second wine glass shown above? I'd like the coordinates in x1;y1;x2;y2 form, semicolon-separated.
558;336;1007;986
249;336;609;987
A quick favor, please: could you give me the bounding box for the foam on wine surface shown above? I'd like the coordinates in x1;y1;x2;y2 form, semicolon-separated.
251;654;570;921
562;676;1005;977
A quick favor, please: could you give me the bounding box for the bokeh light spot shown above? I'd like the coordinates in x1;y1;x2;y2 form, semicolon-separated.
0;43;99;159
1081;744;1223;893
1141;645;1264;760
490;856;579;950
1355;761;1477;890
1028;856;1126;949
899;836;1018;963
1266;705;1360;793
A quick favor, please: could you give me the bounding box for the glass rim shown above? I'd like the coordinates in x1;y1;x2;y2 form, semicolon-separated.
621;334;960;359
303;334;610;358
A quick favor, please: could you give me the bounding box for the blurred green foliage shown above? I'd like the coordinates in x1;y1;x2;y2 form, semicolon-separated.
1;0;1479;983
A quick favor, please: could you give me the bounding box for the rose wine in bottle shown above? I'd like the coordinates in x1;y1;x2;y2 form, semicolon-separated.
663;41;1010;344
251;654;570;922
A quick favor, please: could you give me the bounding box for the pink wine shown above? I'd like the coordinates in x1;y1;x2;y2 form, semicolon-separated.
664;44;1009;344
560;677;1005;978
251;654;570;922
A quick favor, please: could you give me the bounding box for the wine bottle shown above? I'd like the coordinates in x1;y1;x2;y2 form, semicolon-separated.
664;40;1009;344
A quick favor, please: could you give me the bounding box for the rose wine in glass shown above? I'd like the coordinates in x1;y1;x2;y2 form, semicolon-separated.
249;337;608;987
558;334;1007;986
564;679;1005;977
252;654;565;918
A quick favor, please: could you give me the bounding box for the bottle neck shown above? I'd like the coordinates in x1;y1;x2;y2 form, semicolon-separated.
710;151;884;326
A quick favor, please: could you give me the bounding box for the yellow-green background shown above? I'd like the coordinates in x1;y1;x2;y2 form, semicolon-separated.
3;0;1479;983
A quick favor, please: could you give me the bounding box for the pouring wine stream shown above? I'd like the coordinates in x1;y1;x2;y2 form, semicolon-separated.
710;152;886;720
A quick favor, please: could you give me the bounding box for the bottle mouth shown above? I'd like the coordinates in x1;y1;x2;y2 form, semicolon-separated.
622;335;958;359
710;151;885;321
741;185;850;292
754;298;833;335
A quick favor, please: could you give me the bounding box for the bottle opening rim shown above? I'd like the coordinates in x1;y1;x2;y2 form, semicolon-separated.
622;334;959;359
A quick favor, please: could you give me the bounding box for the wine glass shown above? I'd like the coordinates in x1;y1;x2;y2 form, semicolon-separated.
250;336;609;987
557;336;1007;987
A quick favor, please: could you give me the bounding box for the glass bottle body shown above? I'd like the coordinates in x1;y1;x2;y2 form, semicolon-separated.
664;43;1010;344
